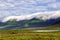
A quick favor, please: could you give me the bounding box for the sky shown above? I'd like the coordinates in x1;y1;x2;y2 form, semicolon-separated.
0;0;60;18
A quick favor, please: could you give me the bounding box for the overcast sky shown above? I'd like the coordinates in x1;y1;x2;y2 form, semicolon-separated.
0;0;59;18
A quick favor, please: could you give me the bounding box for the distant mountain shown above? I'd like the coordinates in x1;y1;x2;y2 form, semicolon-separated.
0;11;60;30
22;18;60;27
0;18;60;30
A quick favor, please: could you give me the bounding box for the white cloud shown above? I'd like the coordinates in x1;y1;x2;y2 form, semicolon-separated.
6;3;15;7
0;0;15;9
36;0;56;3
7;0;13;1
0;3;15;8
0;0;59;18
48;2;60;9
48;3;56;8
0;3;6;7
2;10;60;22
0;11;12;18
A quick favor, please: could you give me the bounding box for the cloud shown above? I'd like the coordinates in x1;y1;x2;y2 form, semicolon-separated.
7;0;14;2
48;2;60;9
2;10;60;22
0;0;59;18
0;11;12;18
35;0;56;3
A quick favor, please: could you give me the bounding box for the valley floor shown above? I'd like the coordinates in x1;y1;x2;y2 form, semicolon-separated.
0;22;60;40
0;30;60;40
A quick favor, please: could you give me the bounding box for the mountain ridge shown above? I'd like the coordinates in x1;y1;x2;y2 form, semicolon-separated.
0;11;60;30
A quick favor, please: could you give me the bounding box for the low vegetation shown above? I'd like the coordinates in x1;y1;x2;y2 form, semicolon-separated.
0;30;60;40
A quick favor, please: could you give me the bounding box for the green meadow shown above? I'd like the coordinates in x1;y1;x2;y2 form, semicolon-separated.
0;30;60;40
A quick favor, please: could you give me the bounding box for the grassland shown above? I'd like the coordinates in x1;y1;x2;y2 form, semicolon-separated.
0;20;60;40
0;30;60;40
